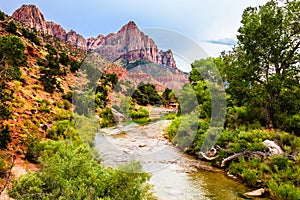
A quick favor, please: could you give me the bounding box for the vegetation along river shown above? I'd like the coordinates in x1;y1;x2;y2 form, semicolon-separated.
94;110;268;200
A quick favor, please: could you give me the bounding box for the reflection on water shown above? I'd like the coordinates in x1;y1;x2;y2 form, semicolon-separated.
94;120;265;200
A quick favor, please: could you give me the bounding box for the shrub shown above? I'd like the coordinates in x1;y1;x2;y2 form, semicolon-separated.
38;100;50;113
130;107;149;119
0;157;7;175
70;59;81;72
0;11;5;20
0;35;26;80
46;120;75;140
268;180;300;200
59;52;70;66
6;21;17;34
242;168;258;187
9;140;153;200
63;99;72;110
270;156;289;171
99;108;115;128
20;28;40;45
0;124;11;149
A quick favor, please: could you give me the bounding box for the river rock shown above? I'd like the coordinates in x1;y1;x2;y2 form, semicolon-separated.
138;143;147;147
123;149;130;153
263;140;283;155
111;108;125;122
243;188;265;198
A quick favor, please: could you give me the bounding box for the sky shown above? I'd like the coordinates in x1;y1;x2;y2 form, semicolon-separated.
0;0;269;71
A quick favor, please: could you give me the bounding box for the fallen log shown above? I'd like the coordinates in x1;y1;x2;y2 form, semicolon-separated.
198;146;220;161
199;151;220;161
221;151;270;167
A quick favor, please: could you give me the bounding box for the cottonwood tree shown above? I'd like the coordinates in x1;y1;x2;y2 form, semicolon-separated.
222;0;300;130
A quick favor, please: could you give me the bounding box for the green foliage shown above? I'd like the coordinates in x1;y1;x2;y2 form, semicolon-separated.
220;0;300;129
9;140;153;200
132;84;163;106
46;120;76;140
130;107;149;119
0;82;14;120
162;88;176;105
0;157;7;175
0;35;25;81
20;28;40;45
241;168;258;187
6;21;17;34
69;59;81;72
0;11;5;20
99;108;116;128
39;45;62;93
38;99;50;113
0;124;11;149
59;52;70;66
268;180;300;200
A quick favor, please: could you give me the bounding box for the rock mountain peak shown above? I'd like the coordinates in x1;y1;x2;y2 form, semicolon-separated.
12;5;177;68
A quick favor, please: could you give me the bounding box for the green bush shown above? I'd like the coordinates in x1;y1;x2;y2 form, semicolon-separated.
46;120;76;140
130;107;149;119
99;108;116;128
69;59;81;72
0;124;11;149
132;84;163;106
21;28;40;45
241;168;258;187
268;180;300;200
6;21;17;34
9;140;154;200
38;100;50;113
0;11;5;20
270;156;289;171
0;157;7;175
0;35;26;80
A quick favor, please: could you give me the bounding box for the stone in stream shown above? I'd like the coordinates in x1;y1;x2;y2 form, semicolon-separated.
243;188;265;198
138;143;147;147
123;149;131;153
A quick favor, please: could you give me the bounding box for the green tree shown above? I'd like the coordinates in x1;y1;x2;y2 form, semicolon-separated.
9;140;153;200
0;124;11;149
6;21;17;34
0;35;25;81
39;44;62;93
221;0;300;129
132;84;162;106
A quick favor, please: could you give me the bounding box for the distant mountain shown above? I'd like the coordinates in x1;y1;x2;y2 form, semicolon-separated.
12;5;87;49
87;21;177;69
12;5;177;69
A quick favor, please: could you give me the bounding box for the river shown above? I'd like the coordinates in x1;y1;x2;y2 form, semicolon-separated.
94;111;266;200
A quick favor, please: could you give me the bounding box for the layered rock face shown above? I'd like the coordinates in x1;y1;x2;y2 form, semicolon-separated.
65;30;87;50
88;21;177;68
12;5;177;69
12;5;87;49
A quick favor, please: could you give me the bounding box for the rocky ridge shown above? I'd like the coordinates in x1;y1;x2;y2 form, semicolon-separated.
12;5;177;68
12;5;87;49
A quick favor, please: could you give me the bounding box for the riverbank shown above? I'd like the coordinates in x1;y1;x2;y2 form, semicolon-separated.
166;115;300;199
95;119;270;199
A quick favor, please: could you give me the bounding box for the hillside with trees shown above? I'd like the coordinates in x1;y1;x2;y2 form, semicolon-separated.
0;11;154;199
167;1;300;199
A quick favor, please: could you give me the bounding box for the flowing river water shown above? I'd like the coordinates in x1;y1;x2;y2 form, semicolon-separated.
94;109;266;200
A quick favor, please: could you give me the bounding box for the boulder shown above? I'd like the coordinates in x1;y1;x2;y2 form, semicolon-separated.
243;188;265;198
263;140;283;155
138;143;147;147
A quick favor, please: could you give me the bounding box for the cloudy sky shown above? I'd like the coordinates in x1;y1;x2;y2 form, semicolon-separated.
0;0;268;71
